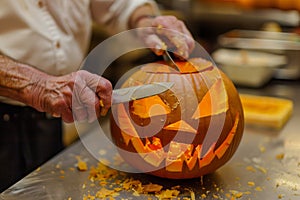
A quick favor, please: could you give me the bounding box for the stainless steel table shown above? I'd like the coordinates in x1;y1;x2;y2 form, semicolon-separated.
1;80;300;200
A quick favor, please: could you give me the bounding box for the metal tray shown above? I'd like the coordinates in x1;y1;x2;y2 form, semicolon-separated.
218;29;300;80
218;29;300;50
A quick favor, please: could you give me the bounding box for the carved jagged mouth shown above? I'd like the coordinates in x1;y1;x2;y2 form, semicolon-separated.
115;102;240;172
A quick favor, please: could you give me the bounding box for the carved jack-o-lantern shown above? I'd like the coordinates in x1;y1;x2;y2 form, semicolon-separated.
110;58;244;179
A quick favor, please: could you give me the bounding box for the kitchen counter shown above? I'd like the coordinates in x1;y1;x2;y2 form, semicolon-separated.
1;79;300;200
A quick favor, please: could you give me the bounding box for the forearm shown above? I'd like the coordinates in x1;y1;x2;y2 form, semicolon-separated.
128;4;158;29
91;0;159;34
0;54;48;106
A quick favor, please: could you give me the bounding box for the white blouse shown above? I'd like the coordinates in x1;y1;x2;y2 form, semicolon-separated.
0;0;157;75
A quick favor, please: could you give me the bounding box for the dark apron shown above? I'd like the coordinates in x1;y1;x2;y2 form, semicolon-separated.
0;103;64;192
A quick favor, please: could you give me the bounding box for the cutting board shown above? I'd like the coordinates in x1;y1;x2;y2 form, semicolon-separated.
240;94;293;129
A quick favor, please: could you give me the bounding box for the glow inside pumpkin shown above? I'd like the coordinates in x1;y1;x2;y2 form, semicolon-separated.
110;57;244;179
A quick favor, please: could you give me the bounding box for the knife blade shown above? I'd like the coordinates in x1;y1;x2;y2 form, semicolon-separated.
112;82;174;105
163;50;180;71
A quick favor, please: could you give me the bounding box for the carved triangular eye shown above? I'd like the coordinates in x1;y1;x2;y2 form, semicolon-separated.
192;78;229;119
163;120;197;134
110;58;244;179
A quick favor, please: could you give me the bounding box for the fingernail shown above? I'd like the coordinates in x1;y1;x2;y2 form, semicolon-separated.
155;42;167;51
52;113;61;118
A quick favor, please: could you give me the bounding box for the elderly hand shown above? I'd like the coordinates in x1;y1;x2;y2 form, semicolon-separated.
135;15;195;59
30;70;112;123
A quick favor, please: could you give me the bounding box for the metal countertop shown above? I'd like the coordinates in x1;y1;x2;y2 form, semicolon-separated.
1;80;300;200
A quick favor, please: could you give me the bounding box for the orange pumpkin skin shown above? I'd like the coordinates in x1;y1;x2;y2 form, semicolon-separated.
110;58;244;179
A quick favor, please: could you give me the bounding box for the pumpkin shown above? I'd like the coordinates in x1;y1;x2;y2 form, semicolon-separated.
110;57;244;179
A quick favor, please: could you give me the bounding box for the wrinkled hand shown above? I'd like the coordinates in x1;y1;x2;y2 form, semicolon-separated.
136;15;195;59
30;70;112;123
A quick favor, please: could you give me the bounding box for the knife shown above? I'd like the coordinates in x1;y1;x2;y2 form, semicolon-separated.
112;82;174;105
163;50;180;72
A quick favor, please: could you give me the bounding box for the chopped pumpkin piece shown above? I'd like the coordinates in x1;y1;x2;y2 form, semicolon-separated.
163;120;197;134
95;188;119;198
132;95;171;118
155;189;180;199
142;183;163;193
192;79;228;119
76;156;88;171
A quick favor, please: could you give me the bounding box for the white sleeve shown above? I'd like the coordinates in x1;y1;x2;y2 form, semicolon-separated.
90;0;160;34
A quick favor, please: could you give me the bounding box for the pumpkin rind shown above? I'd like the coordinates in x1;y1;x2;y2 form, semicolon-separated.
110;57;244;179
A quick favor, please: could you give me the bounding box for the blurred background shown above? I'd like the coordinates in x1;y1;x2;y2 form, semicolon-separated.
64;0;300;145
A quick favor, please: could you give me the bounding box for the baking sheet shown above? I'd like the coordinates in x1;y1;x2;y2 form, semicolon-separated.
1;81;300;200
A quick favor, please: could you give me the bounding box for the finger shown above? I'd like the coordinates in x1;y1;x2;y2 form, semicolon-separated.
162;30;190;59
81;87;99;123
72;85;90;122
178;22;195;54
137;27;168;55
95;78;112;117
72;106;88;122
72;84;98;122
152;16;193;58
98;97;109;117
143;34;166;55
61;107;74;123
79;71;113;119
46;98;73;122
